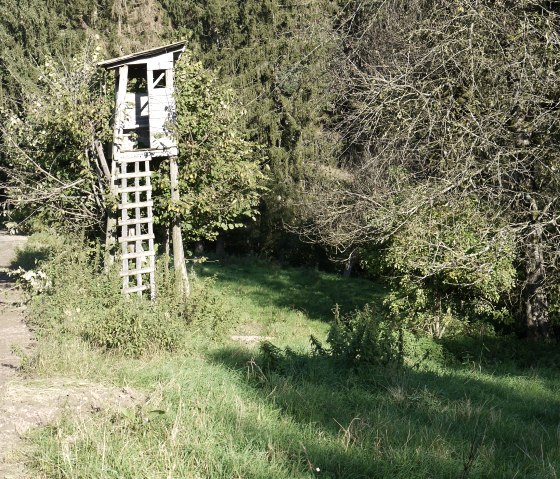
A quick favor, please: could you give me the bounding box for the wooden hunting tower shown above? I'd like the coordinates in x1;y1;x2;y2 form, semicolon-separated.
99;41;186;299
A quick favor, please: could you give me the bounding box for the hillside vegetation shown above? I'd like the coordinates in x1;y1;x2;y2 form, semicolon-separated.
1;1;560;476
9;233;560;479
2;0;560;338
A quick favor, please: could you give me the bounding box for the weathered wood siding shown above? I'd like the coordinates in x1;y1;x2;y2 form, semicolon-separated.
105;44;183;155
146;53;176;150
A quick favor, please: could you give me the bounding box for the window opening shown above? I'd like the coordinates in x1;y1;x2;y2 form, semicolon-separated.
127;64;148;93
153;70;167;89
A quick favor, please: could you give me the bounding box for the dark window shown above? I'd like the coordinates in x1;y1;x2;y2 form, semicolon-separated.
127;64;148;93
152;70;167;89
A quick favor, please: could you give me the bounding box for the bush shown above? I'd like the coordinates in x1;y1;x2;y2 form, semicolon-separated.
360;199;517;339
325;304;401;365
312;304;445;368
81;295;184;357
21;233;234;357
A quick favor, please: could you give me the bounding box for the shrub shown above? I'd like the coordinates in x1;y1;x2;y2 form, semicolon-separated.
80;294;184;357
21;233;235;357
359;199;517;339
312;304;445;368
325;304;401;365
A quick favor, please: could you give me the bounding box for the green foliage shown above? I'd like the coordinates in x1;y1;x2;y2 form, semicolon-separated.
21;233;235;357
11;229;64;269
322;304;402;365
180;278;236;338
319;0;560;336
375;198;518;337
81;295;184;357
310;304;445;368
162;0;341;258
0;0;89;107
17;233;560;479
1;0;341;262
442;332;560;370
197;253;381;325
152;51;266;241
387;199;517;301
0;0;163;109
1;40;112;230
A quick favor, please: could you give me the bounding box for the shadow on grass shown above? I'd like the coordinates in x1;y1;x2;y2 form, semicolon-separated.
441;334;560;371
196;255;386;322
215;406;460;479
0;268;12;286
0;240;53;289
0;239;46;286
207;344;560;479
11;246;51;271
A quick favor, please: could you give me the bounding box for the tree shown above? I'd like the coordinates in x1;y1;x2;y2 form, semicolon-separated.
162;0;340;259
299;0;560;339
0;39;112;231
150;50;265;286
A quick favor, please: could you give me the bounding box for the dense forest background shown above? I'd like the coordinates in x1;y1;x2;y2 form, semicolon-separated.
1;0;560;342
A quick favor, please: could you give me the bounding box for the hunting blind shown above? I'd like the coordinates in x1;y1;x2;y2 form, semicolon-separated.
99;41;186;299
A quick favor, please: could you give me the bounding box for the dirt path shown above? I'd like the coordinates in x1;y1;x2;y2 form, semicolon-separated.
0;234;32;392
0;232;143;478
0;232;32;478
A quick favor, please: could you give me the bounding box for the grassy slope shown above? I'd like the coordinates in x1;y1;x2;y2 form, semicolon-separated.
196;256;385;349
21;251;560;479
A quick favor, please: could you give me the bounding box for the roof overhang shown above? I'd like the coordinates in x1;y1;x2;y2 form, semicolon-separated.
97;41;186;70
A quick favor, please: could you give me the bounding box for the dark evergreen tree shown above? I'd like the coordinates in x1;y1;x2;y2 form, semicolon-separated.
162;0;341;260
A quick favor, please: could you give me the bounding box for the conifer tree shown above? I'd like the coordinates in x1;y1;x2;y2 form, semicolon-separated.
162;0;340;257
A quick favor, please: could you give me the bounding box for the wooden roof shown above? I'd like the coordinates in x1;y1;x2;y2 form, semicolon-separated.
97;41;186;69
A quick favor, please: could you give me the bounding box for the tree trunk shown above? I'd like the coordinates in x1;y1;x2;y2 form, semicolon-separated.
523;198;549;340
163;226;170;275
105;215;117;266
342;250;356;278
170;156;190;296
99;139;116;268
215;233;225;257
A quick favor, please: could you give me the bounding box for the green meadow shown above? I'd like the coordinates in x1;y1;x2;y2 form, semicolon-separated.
14;236;560;479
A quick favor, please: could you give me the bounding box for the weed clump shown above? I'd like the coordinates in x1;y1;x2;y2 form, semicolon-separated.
21;233;233;357
311;304;445;368
80;295;184;357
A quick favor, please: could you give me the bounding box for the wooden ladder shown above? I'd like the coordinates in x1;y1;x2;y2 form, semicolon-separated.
115;152;156;299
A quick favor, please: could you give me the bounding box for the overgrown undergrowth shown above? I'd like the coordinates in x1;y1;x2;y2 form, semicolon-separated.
14;233;560;479
18;232;232;357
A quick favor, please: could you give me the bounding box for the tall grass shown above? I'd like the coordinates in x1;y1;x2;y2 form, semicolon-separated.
15;234;560;479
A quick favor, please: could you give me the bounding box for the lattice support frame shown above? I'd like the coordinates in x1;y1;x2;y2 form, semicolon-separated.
115;152;156;299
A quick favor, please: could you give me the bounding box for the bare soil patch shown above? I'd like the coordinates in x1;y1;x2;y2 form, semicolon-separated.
0;233;31;392
0;232;144;478
0;379;143;478
230;335;274;344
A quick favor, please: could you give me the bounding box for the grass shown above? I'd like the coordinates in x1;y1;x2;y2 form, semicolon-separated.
195;255;384;349
197;255;383;321
14;236;560;478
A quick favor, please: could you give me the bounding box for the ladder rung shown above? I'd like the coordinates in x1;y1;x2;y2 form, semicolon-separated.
119;201;153;209
119;233;155;243
118;217;153;226
123;284;150;294
120;267;154;277
116;171;152;180
122;251;156;260
117;185;152;194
